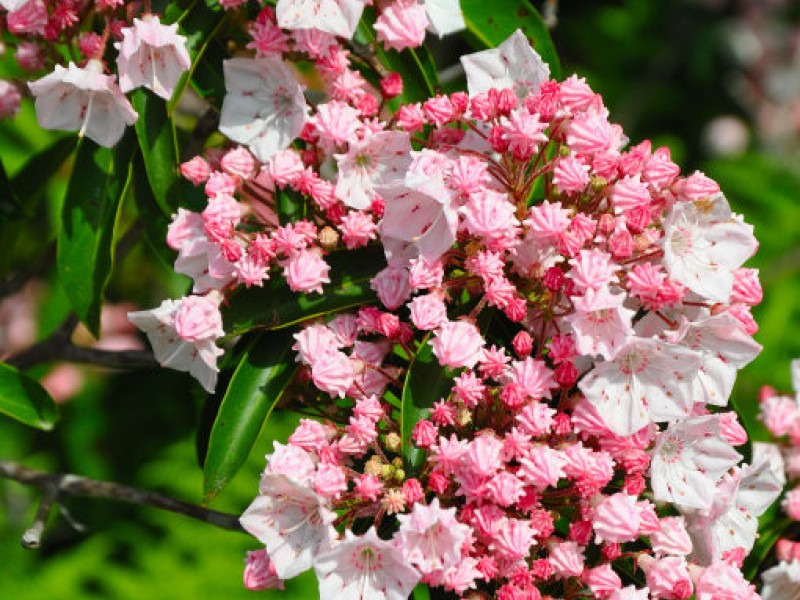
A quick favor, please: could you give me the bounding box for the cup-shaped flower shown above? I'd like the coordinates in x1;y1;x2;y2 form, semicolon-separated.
219;56;308;162
28;60;137;147
314;527;420;600
240;473;336;579
116;15;190;100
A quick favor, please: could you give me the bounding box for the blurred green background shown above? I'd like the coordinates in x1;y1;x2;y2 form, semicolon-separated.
2;0;800;598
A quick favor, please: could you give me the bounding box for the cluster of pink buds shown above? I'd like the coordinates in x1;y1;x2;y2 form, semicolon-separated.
754;360;800;599
121;14;782;597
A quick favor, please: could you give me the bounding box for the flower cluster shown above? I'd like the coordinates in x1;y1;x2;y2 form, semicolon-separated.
1;0;465;144
754;360;800;600
20;1;762;596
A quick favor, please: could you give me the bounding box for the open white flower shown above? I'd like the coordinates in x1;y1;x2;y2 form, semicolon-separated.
668;312;761;406
423;0;466;37
650;416;742;511
335;131;411;210
662;194;758;303
315;527;420;600
127;296;224;393
276;0;367;40
116;15;191;100
240;473;336;579
761;560;800;600
578;337;702;435
685;458;783;564
28;60;137;148
460;29;550;99
219;57;307;163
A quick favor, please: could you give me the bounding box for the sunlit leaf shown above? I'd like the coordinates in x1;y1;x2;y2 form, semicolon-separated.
0;362;58;430
203;330;297;503
58;134;135;338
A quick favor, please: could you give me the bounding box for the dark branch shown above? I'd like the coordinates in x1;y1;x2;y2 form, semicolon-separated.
5;314;158;371
0;460;246;545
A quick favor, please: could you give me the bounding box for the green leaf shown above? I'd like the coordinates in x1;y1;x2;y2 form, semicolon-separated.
460;0;561;80
58;135;135;338
167;0;227;114
132;153;176;269
223;247;381;337
355;11;439;103
203;330;298;502
743;516;792;581
401;337;450;474
9;135;76;207
131;89;179;215
276;187;307;225
0;362;58;430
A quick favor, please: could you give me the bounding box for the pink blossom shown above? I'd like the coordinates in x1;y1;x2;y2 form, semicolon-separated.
549;541;585;578
374;0;428;52
174;295;224;342
568;248;617;291
6;0;47;35
311;100;360;150
430;320;485;369
553;155;590;194
694;560;759;600
282;249;330;294
566;287;634;360
408;293;448;331
310;351;354;398
584;563;622;599
501;107;548;160
461;189;520;242
371;265;412;310
0;80;21;119
396;497;469;575
593;494;642;545
243;549;285;590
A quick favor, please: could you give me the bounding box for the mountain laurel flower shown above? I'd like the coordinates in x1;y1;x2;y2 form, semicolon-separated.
240;474;336;580
28;60;137;147
374;0;428;52
276;0;367;40
128;296;223;392
282;249;330;294
219;56;308;162
461;29;549;99
315;528;420;600
115;15;190;99
243;549;285;591
422;0;466;37
430;320;485;370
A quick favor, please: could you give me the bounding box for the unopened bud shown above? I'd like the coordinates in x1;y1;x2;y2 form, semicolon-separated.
457;406;472;427
385;432;401;453
394;469;405;482
381;464;395;479
391;457;403;469
318;226;339;251
364;457;383;477
590;176;607;192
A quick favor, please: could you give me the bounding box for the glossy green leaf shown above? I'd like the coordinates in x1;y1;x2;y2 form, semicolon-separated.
401;338;450;474
131;89;179;215
167;0;227;114
0;362;58;430
276;187;306;225
132;153;176;269
223;247;381;337
355;12;439;103
461;0;561;80
58;135;135;338
203;330;298;502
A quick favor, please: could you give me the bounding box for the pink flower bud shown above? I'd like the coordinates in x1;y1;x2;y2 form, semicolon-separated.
243;549;284;590
174;295;223;342
380;72;403;98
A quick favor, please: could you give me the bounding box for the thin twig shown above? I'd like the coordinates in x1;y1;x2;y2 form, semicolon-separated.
0;460;245;543
5;314;157;371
